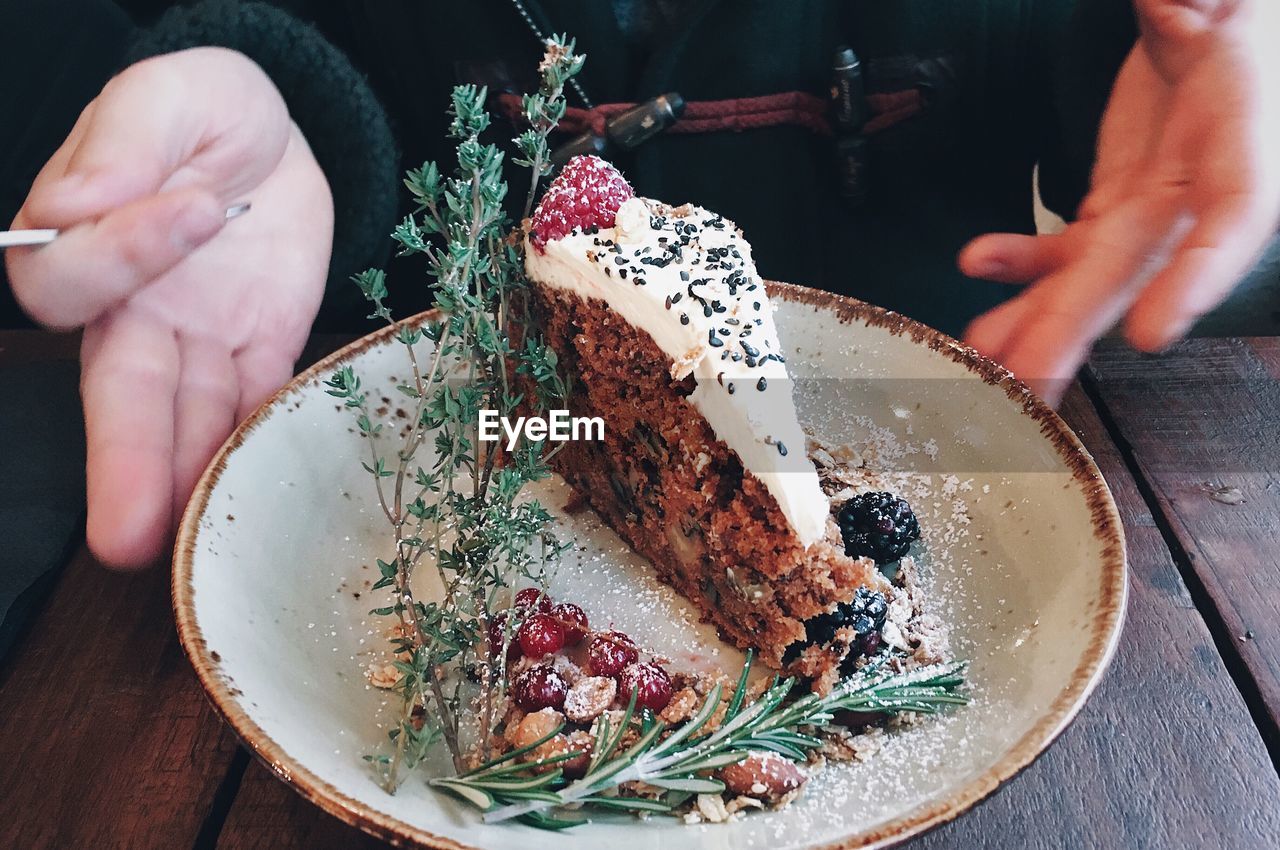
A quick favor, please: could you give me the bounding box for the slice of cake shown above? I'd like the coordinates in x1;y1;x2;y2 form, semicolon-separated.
523;156;890;692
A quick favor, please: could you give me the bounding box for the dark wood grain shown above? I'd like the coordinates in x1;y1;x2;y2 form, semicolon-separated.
216;760;387;850
1088;338;1280;750
913;384;1280;848
0;545;239;849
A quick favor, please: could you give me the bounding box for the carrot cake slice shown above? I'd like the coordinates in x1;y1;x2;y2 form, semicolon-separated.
523;156;918;692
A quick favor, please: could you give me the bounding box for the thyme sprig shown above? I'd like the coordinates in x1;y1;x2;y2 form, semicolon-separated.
430;654;969;829
329;36;585;789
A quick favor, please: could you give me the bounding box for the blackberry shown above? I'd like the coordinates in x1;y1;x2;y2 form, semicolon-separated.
837;492;920;564
782;587;889;665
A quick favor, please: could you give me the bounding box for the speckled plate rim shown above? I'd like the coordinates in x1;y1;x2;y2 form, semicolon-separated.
173;282;1128;850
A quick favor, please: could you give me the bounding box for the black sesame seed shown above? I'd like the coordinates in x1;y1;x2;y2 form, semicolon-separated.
757;377;767;391
619;268;628;279
742;342;759;358
614;256;626;265
727;383;736;394
718;328;731;336
671;292;682;303
665;295;672;309
680;271;690;282
776;441;788;456
708;331;724;348
680;313;690;325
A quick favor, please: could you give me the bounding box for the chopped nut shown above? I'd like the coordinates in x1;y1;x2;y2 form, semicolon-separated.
549;653;584;687
511;708;563;755
725;795;765;815
565;676;616;723
719;752;806;802
561;730;594;777
658;687;700;724
366;662;402;689
509;708;594;776
591;709;640;748
695;793;730;823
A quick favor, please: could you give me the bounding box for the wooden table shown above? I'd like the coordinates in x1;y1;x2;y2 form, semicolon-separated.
3;330;1280;848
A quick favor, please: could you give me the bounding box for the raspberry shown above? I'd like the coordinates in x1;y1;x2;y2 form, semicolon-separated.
587;631;639;677
514;587;553;613
512;663;568;711
530;155;634;249
550;602;589;646
617;662;673;712
518;612;566;658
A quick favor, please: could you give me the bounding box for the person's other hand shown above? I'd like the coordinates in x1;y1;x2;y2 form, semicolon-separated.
960;0;1280;405
6;48;332;568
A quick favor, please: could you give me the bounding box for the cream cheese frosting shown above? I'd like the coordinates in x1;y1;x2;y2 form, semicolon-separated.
525;196;828;547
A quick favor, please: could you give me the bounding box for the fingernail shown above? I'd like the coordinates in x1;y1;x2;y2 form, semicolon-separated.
975;259;1008;278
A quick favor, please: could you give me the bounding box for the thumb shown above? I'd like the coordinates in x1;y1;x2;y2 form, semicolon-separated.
8;187;226;330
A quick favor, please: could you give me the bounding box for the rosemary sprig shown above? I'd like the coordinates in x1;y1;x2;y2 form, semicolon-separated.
428;654;969;828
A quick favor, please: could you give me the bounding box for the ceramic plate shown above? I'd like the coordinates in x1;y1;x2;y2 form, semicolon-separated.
174;283;1127;849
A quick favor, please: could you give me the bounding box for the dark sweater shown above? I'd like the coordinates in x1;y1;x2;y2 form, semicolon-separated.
4;0;1275;337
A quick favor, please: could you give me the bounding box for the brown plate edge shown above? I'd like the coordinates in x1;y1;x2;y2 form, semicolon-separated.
172;282;1129;850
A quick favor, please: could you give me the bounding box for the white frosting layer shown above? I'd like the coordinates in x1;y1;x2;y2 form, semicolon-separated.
525;197;828;547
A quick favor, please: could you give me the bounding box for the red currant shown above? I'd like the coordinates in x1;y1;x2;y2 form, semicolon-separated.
514;587;553;613
551;602;589;646
587;631;639;677
617;662;673;712
487;611;521;661
512;663;568;711
518;612;566;658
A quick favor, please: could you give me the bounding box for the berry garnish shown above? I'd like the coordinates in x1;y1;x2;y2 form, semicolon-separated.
514;587;553;613
487;610;521;660
512;663;568;711
518;612;566;658
617;662;673;712
550;602;589;645
529;155;634;249
782;586;889;667
836;491;921;564
587;630;639;677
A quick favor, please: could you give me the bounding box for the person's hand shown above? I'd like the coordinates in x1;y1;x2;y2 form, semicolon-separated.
960;0;1280;405
6;48;333;568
